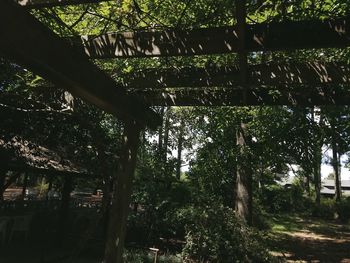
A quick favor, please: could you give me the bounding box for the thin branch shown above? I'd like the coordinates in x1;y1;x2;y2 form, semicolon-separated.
69;7;89;30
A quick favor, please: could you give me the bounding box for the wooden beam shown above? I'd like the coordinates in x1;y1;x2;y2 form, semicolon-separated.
136;87;350;106
71;16;350;58
0;0;160;129
15;0;106;8
121;62;350;89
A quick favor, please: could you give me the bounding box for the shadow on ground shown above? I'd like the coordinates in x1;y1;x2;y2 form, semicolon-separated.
269;215;350;263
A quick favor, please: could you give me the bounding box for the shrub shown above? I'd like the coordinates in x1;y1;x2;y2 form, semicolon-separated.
336;197;350;223
124;249;182;263
312;198;336;219
252;201;271;230
181;204;274;263
261;184;306;213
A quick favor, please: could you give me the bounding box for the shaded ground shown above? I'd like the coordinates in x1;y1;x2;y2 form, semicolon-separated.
269;215;350;263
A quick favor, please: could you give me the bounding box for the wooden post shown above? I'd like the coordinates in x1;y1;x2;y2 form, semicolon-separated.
234;0;253;225
57;175;73;245
21;173;29;200
104;120;142;263
0;168;6;201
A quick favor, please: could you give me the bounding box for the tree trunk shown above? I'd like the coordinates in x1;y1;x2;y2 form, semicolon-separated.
176;119;184;180
162;107;171;164
331;126;341;202
314;148;322;205
158;106;165;153
312;107;322;205
304;170;310;196
234;0;252;225
104;120;141;263
235;123;253;225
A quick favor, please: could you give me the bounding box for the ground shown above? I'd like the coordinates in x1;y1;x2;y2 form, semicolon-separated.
268;215;350;263
1;213;349;262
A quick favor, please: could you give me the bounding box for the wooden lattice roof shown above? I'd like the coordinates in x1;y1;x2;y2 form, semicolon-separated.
1;0;350;110
0;0;160;129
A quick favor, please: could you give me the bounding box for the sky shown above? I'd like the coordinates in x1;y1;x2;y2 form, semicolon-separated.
320;147;350;180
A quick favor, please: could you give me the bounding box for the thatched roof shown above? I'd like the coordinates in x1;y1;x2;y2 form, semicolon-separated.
0;136;91;176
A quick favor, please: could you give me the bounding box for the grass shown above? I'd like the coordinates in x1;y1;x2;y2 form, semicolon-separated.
124;249;182;263
269;214;302;233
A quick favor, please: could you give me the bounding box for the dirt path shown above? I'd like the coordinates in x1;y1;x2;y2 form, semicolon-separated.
269;216;350;263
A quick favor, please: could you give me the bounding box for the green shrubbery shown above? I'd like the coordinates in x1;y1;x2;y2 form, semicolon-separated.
312;199;336;219
336;197;350;223
311;197;350;222
124;249;182;263
261;184;308;213
181;204;274;263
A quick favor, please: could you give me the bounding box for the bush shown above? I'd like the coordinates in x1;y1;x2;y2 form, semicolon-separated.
312;198;336;219
261;184;307;213
124;249;182;263
181;204;274;263
336;197;350;223
252;201;271;230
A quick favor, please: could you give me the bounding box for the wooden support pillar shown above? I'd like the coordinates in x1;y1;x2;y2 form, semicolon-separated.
21;173;29;200
46;175;53;201
234;0;253;225
0;169;6;201
57;175;73;245
104;120;142;263
0;156;8;200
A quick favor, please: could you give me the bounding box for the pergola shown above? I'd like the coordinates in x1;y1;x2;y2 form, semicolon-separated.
1;0;349;262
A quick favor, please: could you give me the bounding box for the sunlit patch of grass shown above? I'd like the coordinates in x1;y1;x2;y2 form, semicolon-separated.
269;214;302;233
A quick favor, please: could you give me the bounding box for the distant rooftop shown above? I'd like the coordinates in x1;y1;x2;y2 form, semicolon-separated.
322;180;350;188
321;179;350;196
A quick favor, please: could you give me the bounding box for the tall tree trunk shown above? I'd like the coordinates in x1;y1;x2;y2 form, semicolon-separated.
312;108;322;205
158;106;165;153
176;119;184;180
304;169;311;196
104;120;141;263
314;148;322;205
162;107;171;164
331;124;341;202
235;123;253;225
234;0;252;225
